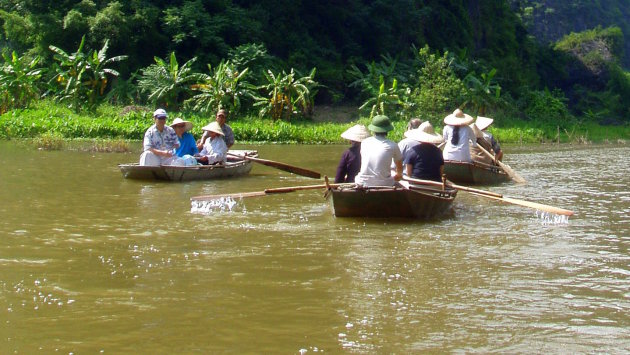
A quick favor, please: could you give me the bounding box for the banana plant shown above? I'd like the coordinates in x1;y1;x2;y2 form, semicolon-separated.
138;52;201;110
252;68;318;120
185;60;251;115
359;75;401;119
0;51;43;114
49;36;127;111
463;68;501;116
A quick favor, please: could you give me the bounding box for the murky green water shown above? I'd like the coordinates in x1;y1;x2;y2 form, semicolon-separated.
1;141;629;353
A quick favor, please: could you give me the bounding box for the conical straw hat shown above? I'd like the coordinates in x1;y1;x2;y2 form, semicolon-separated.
341;124;371;142
475;116;494;130
444;108;474;126
404;121;443;144
201;121;224;136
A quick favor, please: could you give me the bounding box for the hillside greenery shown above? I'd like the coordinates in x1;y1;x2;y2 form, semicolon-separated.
0;0;629;142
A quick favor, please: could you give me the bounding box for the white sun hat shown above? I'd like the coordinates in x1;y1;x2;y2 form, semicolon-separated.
170;117;193;132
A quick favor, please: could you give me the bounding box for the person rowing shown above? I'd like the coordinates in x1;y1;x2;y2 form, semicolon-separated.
475;116;503;161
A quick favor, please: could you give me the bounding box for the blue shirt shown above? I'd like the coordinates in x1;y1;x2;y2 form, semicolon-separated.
175;132;198;157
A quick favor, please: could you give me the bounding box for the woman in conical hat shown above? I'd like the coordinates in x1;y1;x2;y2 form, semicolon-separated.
195;121;227;165
442;108;477;162
335;124;371;183
403;122;445;182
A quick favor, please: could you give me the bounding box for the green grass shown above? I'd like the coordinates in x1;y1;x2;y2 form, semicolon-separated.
1;99;628;145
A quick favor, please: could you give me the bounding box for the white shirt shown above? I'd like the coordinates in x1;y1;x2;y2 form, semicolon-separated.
442;125;476;162
199;136;227;164
355;135;402;187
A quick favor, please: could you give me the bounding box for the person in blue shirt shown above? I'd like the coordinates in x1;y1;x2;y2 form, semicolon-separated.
170;118;198;157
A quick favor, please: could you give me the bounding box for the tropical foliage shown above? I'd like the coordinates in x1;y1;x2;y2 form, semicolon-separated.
185;60;251;115
48;36;127;111
252;68;318;121
137;52;200;110
0;51;42;114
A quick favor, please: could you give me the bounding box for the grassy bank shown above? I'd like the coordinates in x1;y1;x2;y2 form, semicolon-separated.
1;100;628;146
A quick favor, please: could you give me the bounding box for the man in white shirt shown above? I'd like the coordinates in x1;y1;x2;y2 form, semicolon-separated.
354;115;403;187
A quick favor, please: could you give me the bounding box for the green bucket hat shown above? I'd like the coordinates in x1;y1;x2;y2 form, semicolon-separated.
368;115;394;133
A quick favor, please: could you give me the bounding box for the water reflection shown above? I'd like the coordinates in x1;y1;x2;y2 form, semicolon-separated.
0;142;629;352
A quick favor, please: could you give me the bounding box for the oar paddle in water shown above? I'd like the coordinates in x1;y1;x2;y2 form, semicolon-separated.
402;176;573;216
227;152;321;179
191;183;348;201
476;145;527;184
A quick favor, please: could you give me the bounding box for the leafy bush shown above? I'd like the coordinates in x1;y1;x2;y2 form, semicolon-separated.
406;46;467;125
522;88;573;125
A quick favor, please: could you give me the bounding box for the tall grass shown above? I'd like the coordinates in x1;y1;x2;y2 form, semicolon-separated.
1;99;628;145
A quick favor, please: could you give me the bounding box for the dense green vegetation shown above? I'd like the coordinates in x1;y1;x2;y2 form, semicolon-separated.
0;0;629;144
2;99;628;147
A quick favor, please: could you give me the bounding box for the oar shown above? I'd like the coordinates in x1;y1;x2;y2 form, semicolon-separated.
477;145;527;184
403;176;574;216
227;152;321;179
191;183;346;201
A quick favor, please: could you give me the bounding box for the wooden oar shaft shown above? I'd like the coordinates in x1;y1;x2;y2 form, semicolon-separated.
402;176;573;216
477;144;527;184
191;183;346;201
469;192;574;216
403;176;503;198
227;152;321;179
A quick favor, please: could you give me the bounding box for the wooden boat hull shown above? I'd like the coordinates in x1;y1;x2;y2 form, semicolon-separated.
119;150;256;182
443;160;510;185
328;185;456;219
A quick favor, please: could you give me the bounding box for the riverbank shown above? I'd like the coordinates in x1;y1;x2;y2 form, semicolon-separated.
1;100;628;145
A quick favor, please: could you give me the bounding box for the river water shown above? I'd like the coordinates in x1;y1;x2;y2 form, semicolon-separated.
0;141;629;353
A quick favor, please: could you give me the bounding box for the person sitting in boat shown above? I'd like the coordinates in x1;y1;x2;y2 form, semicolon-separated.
335;124;371;183
195;121;227;165
403;122;445;182
469;122;496;165
398;118;422;158
354;115;403;187
197;109;234;151
442;108;476;162
139;108;180;166
475;116;503;161
170;117;199;166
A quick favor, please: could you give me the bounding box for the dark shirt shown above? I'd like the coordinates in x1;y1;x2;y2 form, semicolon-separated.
403;143;444;182
335;143;361;183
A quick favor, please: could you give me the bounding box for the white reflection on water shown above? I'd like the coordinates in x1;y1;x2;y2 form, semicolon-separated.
536;211;570;224
191;197;238;214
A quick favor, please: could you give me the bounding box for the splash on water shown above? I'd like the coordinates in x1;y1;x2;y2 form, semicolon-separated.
536;210;570;225
191;197;238;214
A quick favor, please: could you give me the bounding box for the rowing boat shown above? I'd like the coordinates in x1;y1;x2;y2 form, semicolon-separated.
118;150;257;181
327;184;457;219
443;160;510;185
